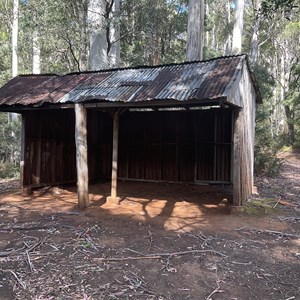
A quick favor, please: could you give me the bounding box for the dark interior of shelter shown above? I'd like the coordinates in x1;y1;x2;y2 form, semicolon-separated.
23;107;233;187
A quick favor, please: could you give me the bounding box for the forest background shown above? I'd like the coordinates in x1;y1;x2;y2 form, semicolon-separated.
0;0;299;179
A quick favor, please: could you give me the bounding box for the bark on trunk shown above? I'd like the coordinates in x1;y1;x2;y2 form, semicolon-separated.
224;0;232;55
186;0;204;61
75;103;89;208
88;0;109;70
12;0;19;77
231;0;245;55
80;0;89;71
109;0;120;67
250;0;261;64
32;30;40;74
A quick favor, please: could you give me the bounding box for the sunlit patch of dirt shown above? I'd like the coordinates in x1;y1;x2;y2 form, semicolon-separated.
0;153;299;299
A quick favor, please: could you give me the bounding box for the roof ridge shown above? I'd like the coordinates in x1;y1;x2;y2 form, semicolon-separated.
17;73;58;78
16;55;247;78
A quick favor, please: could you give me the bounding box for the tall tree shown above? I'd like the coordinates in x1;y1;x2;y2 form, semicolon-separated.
186;0;204;61
12;0;19;77
88;0;109;70
32;30;40;74
250;0;262;64
109;0;120;67
231;0;245;55
88;0;120;70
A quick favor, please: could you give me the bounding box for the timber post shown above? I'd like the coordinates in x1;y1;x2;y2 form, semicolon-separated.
74;103;89;208
232;109;242;207
20;114;25;188
107;110;121;205
19;113;32;196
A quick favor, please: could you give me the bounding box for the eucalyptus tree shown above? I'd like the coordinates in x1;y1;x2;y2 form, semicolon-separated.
12;0;19;77
120;0;187;66
231;0;245;54
186;0;204;61
88;0;120;70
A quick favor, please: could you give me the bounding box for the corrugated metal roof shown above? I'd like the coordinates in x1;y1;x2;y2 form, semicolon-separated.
0;55;260;108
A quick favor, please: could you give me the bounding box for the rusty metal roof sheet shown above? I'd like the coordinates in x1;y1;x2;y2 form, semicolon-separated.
0;55;261;108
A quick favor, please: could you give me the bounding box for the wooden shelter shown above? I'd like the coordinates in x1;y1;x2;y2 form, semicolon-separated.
0;55;261;208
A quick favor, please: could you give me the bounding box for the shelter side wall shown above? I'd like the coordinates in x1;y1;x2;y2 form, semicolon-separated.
118;109;232;183
23;110;77;187
241;65;256;192
232;63;257;205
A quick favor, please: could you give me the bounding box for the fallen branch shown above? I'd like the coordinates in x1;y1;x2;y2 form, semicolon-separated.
234;227;300;238
205;267;223;300
0;224;73;232
0;236;50;258
94;249;227;262
206;285;222;300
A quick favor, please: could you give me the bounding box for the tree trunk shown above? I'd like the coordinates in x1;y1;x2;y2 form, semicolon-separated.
80;0;89;71
280;48;295;144
186;0;204;61
224;0;232;55
32;30;40;74
109;0;120;67
231;0;245;55
285;105;295;144
250;0;261;64
88;0;109;70
12;0;19;77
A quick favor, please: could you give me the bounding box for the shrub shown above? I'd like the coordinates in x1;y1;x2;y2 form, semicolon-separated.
0;162;20;179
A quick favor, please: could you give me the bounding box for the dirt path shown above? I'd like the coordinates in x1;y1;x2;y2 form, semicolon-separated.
0;154;299;300
255;152;300;206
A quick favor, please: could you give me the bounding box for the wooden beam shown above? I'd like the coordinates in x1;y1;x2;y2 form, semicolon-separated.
74;103;89;208
107;110;120;205
36;122;42;185
20;114;25;188
232;109;242;206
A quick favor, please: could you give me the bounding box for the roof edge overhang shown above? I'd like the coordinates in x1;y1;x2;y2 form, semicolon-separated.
0;97;236;113
244;56;263;104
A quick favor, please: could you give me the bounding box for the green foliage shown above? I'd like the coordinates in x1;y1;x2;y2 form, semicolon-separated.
120;0;188;66
259;0;299;20
253;64;283;177
0;113;21;179
0;162;19;179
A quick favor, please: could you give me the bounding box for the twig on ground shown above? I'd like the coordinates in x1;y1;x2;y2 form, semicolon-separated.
26;235;49;252
94;249;227;262
147;230;153;252
0;224;73;232
234;227;300;238
26;250;34;272
9;270;26;289
205;267;223;300
231;260;252;265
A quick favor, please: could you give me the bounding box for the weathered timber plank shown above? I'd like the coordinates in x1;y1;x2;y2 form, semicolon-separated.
75;103;89;208
232;109;242;206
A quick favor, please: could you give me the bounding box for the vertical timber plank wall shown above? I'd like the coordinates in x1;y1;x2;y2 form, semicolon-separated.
232;63;256;205
24;110;76;187
118;109;232;183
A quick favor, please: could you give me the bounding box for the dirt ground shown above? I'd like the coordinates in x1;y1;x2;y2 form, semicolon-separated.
0;154;299;300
